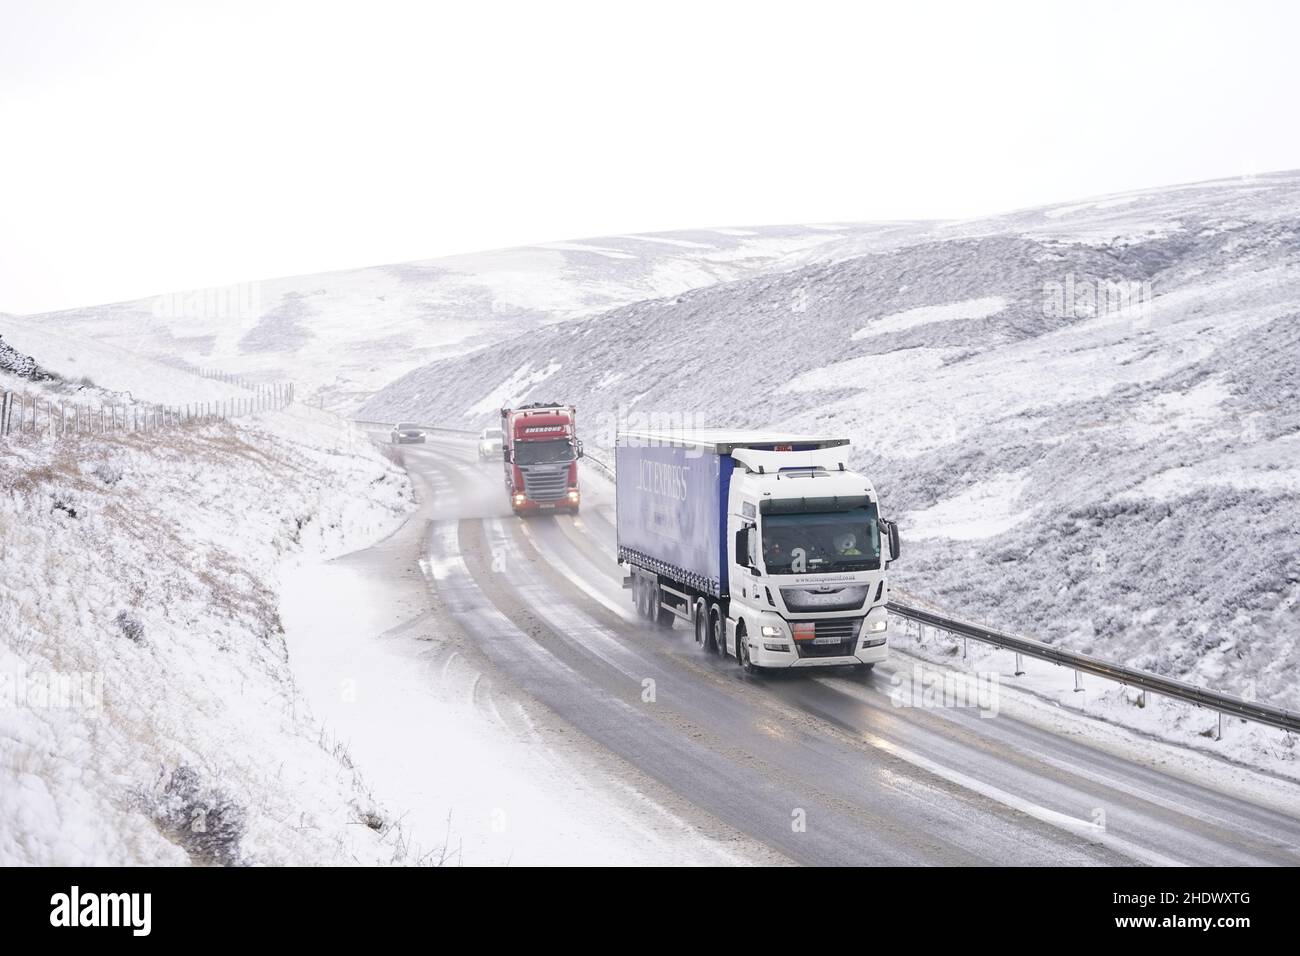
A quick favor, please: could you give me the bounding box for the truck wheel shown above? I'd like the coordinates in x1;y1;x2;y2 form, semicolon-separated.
693;599;709;648
738;626;760;674
710;605;726;657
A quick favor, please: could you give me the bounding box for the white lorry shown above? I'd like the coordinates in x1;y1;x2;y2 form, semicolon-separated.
616;429;900;672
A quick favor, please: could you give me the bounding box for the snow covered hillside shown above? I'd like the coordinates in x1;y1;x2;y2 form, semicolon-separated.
0;330;421;864
1;313;249;409
18;225;899;411
360;171;1300;710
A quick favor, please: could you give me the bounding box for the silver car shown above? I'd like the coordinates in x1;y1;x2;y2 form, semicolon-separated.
390;422;427;444
478;427;504;460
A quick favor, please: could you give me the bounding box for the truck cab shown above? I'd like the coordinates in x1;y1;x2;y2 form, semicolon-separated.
501;402;582;514
724;445;898;669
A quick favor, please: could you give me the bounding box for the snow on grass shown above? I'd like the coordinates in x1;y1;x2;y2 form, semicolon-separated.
465;360;561;417
609;234;714;249
851;296;1008;341
0;314;248;406
780;347;959;394
1043;196;1141;219
0;403;417;864
536;242;638;260
1121;432;1300;499
903;472;1034;541
1122;378;1230;444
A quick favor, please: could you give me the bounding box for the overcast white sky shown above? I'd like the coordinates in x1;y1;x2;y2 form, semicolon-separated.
2;0;1297;313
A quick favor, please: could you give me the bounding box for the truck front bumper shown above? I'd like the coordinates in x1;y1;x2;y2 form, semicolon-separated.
511;492;580;513
746;607;889;669
750;640;888;668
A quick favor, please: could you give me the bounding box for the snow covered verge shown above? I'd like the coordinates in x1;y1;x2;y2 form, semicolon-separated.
277;480;768;866
0;403;417;864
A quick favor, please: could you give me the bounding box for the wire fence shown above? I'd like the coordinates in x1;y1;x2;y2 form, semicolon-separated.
196;368;261;391
0;382;296;439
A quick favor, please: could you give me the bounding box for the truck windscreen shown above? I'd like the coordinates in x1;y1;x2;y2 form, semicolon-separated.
760;504;881;573
515;438;575;465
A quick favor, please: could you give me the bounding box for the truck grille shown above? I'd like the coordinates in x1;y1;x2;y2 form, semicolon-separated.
793;618;861;659
522;468;567;501
781;585;870;612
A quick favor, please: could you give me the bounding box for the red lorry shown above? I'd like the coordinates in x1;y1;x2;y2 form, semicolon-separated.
500;403;582;515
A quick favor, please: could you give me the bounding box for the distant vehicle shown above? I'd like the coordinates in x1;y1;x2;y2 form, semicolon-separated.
477;426;504;461
389;422;427;444
616;430;900;673
501;403;582;514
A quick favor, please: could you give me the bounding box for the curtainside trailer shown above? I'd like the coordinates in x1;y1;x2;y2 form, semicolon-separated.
616;429;900;672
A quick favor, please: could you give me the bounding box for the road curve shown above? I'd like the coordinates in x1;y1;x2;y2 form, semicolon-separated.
383;431;1300;866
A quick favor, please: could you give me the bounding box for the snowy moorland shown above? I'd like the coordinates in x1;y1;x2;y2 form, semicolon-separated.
0;331;422;863
21;225;899;411
1;313;250;410
359;172;1300;719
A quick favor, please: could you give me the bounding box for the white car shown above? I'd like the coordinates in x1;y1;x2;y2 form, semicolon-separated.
390;422;427;444
477;427;504;460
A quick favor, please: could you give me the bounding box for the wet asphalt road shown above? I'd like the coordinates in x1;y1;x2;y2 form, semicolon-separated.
380;432;1300;866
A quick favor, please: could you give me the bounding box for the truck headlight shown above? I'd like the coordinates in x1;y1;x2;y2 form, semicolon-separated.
512;493;526;505
862;637;887;648
763;643;790;653
760;625;782;638
863;619;887;634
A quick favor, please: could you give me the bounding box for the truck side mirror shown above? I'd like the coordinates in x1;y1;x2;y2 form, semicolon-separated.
576;440;584;458
503;447;511;462
886;520;901;562
735;527;751;568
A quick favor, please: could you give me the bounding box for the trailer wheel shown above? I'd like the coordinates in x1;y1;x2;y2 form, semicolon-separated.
693;599;709;648
633;576;648;618
653;582;675;629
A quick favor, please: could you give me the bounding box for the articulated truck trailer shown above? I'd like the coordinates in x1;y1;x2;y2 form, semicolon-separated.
616;430;900;672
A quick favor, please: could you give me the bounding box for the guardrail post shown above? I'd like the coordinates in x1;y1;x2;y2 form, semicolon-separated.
1014;652;1025;677
1074;669;1083;693
1216;712;1224;741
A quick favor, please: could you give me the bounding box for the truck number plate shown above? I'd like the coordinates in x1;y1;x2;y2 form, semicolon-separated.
812;636;843;645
